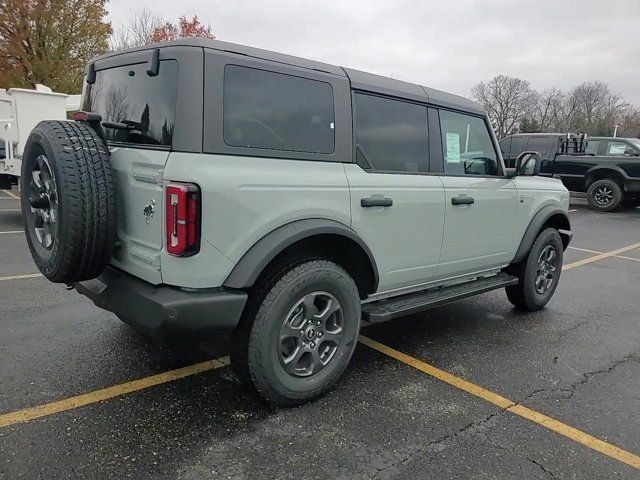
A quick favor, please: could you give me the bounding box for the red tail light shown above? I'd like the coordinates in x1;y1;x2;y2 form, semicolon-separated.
165;182;201;256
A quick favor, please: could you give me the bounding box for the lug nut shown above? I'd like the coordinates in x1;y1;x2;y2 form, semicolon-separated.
310;342;315;348
317;332;323;338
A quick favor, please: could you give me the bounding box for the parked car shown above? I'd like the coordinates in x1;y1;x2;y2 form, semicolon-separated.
20;39;572;407
500;133;640;211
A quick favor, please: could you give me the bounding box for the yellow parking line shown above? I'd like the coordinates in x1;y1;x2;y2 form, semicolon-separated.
0;230;22;234
563;242;640;270
0;356;230;428
1;189;20;199
0;273;43;282
358;335;640;470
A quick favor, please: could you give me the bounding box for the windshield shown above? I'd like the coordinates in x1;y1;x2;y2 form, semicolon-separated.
82;60;178;147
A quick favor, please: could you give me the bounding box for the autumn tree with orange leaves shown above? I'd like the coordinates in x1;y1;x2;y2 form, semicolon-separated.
151;15;215;43
0;0;111;92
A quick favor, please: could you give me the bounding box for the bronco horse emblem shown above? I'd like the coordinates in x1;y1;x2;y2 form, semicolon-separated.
143;199;156;224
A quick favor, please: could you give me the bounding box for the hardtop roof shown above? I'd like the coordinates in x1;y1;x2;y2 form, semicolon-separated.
91;38;484;115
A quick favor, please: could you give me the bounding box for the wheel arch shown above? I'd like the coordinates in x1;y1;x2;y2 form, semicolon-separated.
511;206;572;264
223;218;379;298
584;166;628;189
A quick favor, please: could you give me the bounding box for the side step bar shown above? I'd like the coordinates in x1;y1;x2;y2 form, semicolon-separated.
362;273;518;323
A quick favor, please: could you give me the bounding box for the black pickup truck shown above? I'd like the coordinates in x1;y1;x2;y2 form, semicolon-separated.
500;133;640;211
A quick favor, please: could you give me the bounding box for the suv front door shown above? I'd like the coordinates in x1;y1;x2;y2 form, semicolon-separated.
346;93;445;294
435;109;518;279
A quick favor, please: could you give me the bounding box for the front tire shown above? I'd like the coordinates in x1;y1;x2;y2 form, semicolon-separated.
506;228;564;311
587;179;623;212
231;259;361;407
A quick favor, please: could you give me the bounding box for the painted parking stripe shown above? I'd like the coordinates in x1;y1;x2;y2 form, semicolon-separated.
569;246;640;263
563;242;640;270
0;357;230;428
568;209;578;212
0;241;638;455
0;230;23;234
358;335;640;470
0;273;43;282
1;189;20;199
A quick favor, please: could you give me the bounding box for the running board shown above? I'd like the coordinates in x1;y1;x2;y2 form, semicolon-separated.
362;273;518;323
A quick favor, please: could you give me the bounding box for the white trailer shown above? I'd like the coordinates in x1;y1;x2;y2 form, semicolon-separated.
0;85;80;188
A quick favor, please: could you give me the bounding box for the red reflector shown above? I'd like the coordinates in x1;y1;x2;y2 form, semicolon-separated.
165;182;200;256
73;111;88;121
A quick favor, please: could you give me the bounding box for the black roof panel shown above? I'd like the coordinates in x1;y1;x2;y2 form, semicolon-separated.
93;38;484;114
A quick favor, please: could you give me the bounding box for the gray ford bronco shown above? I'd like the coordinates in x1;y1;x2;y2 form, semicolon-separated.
20;39;572;406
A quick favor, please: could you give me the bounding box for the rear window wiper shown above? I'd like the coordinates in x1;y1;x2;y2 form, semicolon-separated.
101;120;143;131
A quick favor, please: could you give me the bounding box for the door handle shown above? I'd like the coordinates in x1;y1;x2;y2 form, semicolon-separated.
451;195;475;205
361;196;393;208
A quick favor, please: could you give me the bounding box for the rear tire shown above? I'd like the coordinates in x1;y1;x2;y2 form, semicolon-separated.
506;228;564;311
230;258;360;407
20;121;116;283
587;179;623;212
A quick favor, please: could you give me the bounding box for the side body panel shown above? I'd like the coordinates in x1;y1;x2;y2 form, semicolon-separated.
344;164;446;293
511;176;570;247
162;154;351;288
437;177;519;278
552;155;640;192
552;155;599;192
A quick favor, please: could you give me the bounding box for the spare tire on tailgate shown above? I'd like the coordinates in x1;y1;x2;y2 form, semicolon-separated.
20;120;116;283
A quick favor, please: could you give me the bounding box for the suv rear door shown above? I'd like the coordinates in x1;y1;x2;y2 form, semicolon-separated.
82;47;203;284
345;93;445;294
435;109;518;279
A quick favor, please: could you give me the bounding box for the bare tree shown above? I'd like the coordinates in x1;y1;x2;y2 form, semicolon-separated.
533;88;565;131
109;8;166;51
618;107;640;138
562;82;629;135
471;75;535;139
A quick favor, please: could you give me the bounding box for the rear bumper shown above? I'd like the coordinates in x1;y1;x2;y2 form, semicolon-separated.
75;267;247;336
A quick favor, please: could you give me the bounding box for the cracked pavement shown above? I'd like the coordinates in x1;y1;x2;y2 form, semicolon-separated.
1;198;639;478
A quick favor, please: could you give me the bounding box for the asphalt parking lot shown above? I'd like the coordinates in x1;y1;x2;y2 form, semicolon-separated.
1;188;639;479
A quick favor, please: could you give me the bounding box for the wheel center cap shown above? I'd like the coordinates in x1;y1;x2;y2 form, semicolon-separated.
305;327;317;340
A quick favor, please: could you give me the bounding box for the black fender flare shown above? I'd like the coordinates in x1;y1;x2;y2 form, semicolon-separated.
223;218;379;291
584;165;628;188
511;206;572;264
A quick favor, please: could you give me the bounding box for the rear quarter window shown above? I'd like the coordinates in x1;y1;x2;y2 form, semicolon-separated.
223;65;335;154
82;60;178;147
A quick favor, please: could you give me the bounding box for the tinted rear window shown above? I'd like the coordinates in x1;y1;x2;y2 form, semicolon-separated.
83;60;178;147
223;65;335;154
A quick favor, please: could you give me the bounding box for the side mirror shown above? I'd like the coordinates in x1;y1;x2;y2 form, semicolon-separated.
515;151;542;176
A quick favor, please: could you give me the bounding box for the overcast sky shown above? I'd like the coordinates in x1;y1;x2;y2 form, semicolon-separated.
107;0;640;104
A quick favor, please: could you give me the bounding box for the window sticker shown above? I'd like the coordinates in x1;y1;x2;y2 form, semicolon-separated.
608;144;626;155
446;132;461;163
